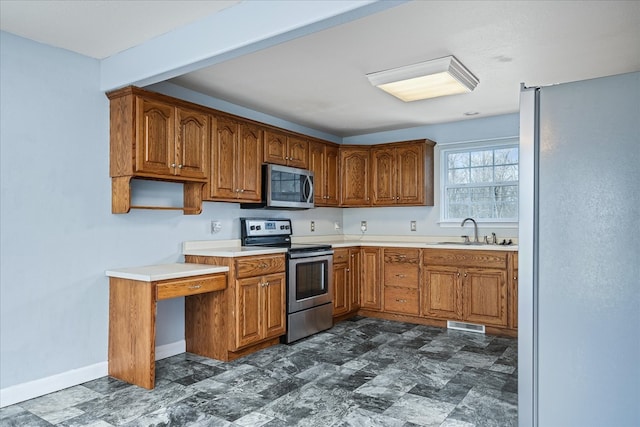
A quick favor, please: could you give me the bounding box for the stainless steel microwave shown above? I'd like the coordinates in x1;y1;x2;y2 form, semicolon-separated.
241;164;314;209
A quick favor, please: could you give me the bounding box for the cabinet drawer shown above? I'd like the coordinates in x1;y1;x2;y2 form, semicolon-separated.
333;248;350;264
423;249;508;269
384;287;419;315
384;248;420;264
235;254;285;279
384;263;419;288
156;274;227;300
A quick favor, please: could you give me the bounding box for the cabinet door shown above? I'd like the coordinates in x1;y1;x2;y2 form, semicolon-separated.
308;141;326;205
340;147;370;206
235;276;262;349
209;116;238;200
332;262;350;317
371;147;396;205
135;98;175;176
360;247;381;310
263;272;286;339
263;130;288;165
396;143;424;205
463;268;508;327
237;122;262;202
175;107;208;179
423;266;461;320
287;136;308;169
325;144;340;206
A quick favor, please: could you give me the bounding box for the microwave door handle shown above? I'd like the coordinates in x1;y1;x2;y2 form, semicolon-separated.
303;175;313;203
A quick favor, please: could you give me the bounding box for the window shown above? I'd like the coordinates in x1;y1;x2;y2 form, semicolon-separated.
441;140;519;223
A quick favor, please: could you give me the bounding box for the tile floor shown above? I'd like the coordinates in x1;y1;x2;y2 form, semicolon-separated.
0;317;518;426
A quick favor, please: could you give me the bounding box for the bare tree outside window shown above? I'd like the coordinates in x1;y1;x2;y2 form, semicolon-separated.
443;144;518;221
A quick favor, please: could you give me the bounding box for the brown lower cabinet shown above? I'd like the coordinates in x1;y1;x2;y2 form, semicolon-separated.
355;247;517;337
184;253;286;361
382;248;421;316
332;247;361;320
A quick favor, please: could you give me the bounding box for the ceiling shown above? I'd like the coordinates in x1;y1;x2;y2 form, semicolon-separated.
2;1;639;137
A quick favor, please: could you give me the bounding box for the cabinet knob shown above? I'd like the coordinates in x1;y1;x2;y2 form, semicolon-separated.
346;268;350;272
261;281;270;287
464;272;468;277
178;164;183;169
514;276;518;281
396;196;400;200
171;163;176;168
240;189;245;193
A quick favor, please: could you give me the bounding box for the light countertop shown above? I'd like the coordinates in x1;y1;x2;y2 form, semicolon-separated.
106;263;229;282
182;237;518;257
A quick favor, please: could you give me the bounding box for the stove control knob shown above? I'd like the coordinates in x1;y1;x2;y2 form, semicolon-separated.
256;225;261;230
250;225;256;230
285;225;290;230
280;225;285;229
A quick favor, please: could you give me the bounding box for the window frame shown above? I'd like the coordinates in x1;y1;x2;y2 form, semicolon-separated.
439;137;519;227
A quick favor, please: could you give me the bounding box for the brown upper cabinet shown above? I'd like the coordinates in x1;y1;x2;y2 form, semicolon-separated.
371;140;435;206
308;140;340;206
263;130;309;169
109;88;208;181
339;146;371;206
208;115;262;203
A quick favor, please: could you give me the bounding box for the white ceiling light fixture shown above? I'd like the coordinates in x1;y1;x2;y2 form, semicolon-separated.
366;56;479;102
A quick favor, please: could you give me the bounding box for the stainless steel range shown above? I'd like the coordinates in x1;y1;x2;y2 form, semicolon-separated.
240;218;334;343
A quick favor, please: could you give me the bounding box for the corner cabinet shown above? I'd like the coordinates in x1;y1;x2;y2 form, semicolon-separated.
207;116;262;202
184;253;286;361
309;140;340;206
332;247;361;320
108;87;208;214
360;247;382;310
339;146;371;206
371;140;435;206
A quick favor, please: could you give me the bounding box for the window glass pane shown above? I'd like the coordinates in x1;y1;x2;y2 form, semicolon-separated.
448;152;469;169
470;166;493;183
495;147;518;165
448;169;469;184
470;150;493;167
495;165;518;182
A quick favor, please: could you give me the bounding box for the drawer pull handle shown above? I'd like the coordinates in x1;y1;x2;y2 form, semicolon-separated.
189;284;202;290
395;298;407;303
395;274;406;278
398;255;406;259
259;263;268;268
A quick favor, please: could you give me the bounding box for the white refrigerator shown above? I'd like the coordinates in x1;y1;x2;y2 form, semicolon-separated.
518;72;639;426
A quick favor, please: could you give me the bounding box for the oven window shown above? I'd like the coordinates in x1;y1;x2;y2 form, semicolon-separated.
295;260;327;300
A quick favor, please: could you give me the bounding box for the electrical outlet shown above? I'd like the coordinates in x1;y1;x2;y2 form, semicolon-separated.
360;221;367;232
310;221;315;232
410;220;417;232
211;220;222;234
334;221;341;230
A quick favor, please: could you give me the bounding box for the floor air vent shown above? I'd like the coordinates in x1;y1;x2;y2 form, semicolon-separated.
447;320;486;334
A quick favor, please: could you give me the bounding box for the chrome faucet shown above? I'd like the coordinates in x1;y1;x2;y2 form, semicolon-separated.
461;217;479;243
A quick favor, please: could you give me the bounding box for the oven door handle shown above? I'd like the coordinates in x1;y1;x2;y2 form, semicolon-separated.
288;250;334;259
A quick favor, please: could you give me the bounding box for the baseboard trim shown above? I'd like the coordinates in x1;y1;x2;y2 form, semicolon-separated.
0;340;186;408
